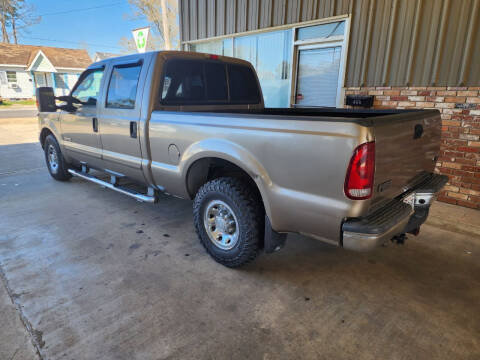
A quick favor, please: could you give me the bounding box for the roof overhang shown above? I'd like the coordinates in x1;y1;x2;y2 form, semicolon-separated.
0;64;27;68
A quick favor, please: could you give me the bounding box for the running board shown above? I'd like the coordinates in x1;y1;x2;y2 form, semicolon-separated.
68;169;158;203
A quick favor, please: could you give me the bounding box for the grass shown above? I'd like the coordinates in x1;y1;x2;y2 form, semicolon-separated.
0;99;36;106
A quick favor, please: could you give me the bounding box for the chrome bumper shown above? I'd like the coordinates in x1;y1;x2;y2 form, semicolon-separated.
341;173;448;252
343;212;412;251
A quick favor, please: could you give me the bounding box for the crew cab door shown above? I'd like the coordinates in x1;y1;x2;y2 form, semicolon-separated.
60;67;105;168
97;59;146;183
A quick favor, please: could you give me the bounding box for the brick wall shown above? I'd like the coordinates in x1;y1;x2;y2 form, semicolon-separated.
344;86;480;209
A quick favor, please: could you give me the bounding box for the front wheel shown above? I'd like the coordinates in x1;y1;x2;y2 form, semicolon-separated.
44;135;72;181
193;177;263;267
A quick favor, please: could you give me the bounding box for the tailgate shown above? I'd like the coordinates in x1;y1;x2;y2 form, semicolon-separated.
371;110;442;207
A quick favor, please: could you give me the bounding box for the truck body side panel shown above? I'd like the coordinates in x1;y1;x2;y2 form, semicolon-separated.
147;111;371;243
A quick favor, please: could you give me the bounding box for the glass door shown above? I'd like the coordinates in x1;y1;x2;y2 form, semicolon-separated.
34;72;54;88
34;72;47;87
294;45;342;107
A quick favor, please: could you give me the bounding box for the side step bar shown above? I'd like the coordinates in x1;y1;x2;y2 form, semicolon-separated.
68;169;158;203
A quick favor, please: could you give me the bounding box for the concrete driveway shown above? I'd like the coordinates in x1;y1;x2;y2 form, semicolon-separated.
1;118;479;360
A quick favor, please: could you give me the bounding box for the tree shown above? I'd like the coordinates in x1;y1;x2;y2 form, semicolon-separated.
0;0;40;44
127;0;179;50
0;0;11;43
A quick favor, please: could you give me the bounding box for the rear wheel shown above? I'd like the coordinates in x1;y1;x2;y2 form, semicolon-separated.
193;177;263;267
44;135;71;181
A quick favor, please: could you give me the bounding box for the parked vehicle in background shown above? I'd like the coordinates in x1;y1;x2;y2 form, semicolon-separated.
37;51;447;267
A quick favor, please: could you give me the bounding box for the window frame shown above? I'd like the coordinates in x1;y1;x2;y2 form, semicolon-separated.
159;57;261;106
294;43;344;108
105;60;143;110
6;71;16;83
291;19;350;108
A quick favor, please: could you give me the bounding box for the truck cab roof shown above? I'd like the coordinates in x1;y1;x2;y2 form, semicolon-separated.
88;50;254;70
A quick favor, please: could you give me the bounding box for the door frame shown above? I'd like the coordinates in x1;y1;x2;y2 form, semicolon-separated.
292;41;344;108
34;72;47;87
96;56;149;182
61;66;106;166
290;17;351;108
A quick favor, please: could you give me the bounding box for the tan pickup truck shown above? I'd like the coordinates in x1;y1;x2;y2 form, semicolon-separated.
37;51;447;267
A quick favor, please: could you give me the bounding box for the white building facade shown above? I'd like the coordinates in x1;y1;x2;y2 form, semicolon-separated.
0;44;92;99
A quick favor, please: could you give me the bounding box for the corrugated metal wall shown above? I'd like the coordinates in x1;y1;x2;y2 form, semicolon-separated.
179;0;480;87
347;0;480;87
180;0;351;40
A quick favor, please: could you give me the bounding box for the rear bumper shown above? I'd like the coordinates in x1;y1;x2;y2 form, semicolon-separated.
342;173;448;251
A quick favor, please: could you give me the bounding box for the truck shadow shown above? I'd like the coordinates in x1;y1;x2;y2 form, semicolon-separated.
240;229;480;310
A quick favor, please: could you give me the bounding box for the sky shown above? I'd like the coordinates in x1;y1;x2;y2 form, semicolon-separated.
18;0;150;56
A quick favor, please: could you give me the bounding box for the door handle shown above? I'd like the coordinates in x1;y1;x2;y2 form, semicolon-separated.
92;117;98;132
130;121;137;138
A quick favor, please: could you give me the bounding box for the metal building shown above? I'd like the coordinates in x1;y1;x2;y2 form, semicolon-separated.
179;0;480;107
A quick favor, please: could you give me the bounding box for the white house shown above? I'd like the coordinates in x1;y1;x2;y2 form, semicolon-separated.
0;43;92;99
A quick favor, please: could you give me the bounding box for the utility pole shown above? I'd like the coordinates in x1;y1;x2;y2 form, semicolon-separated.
160;0;170;50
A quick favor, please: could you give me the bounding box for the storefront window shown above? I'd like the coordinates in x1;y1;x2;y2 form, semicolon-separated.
297;21;345;41
190;39;232;57
233;30;292;107
256;30;292;108
234;35;256;65
190;29;292;107
222;38;233;56
188;19;347;109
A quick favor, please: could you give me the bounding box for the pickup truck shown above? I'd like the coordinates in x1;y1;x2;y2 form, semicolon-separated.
37;51;448;267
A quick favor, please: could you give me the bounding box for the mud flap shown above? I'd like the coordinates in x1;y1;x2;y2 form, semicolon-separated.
264;216;287;253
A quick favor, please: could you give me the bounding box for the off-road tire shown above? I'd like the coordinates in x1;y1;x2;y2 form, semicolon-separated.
193;177;263;267
44;135;72;181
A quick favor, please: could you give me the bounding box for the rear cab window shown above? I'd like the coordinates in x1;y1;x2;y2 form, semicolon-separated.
228;64;260;103
160;58;260;106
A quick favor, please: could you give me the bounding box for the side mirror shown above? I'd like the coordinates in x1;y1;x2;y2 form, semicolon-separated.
36;87;57;112
56;95;71;102
56;95;82;112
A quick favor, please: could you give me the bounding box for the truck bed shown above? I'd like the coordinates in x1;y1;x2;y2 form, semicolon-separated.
160;107;441;211
209;107;432;121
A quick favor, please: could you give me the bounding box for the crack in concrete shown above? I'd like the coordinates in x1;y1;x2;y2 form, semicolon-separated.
8;348;19;360
0;262;45;360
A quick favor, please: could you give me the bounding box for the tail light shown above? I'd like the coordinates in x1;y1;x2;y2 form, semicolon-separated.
344;142;375;200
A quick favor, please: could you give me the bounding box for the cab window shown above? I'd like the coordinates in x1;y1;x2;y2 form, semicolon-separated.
228;64;260;103
106;63;142;109
71;68;104;105
161;59;206;103
160;58;260;105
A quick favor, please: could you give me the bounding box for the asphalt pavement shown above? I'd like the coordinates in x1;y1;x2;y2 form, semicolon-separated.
0;106;38;119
